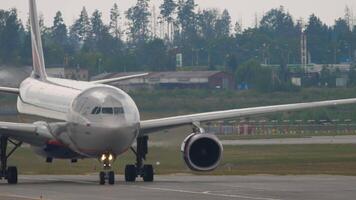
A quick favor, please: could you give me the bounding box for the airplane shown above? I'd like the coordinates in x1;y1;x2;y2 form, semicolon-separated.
1;0;356;185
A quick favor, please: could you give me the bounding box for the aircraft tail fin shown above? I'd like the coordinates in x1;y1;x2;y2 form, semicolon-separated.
29;0;47;80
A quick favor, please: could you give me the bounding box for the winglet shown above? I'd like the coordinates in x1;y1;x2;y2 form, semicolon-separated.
29;0;47;80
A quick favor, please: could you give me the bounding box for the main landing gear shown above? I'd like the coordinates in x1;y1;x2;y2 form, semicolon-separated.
98;152;115;185
0;136;22;184
125;136;154;182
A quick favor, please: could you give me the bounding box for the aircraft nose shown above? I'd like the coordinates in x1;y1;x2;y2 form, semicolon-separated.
68;120;139;156
67;85;140;155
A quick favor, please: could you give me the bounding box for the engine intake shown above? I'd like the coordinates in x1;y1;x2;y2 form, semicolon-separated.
181;133;223;171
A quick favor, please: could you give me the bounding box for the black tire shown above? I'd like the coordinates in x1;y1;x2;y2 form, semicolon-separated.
143;165;154;182
125;165;136;182
108;171;115;185
99;171;105;185
7;166;18;184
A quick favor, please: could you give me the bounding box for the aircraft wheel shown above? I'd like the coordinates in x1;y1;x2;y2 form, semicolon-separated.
7;166;18;184
99;171;105;185
125;165;136;182
108;171;115;185
143;165;154;182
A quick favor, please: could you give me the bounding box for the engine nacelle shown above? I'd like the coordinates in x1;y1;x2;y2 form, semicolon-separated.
181;133;223;172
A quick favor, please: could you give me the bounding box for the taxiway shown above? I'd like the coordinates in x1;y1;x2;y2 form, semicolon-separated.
0;175;355;200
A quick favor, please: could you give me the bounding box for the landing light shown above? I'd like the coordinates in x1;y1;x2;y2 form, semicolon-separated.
101;154;106;161
100;153;114;162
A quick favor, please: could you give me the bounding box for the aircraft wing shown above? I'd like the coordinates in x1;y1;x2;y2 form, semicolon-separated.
0;87;19;95
0;121;54;146
140;98;356;134
91;73;149;84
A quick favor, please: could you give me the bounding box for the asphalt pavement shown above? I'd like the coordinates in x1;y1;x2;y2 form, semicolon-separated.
0;175;356;200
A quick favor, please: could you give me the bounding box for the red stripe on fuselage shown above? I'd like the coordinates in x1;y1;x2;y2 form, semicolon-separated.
47;140;65;146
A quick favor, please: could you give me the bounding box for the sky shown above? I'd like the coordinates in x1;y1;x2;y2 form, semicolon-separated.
1;0;356;29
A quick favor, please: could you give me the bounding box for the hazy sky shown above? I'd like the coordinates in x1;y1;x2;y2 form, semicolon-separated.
1;0;356;28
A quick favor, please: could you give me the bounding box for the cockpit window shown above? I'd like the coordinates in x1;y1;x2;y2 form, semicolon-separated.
91;107;124;115
91;107;101;114
102;107;113;114
114;107;124;114
91;107;99;114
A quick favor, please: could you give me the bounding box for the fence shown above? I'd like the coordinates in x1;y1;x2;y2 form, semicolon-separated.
205;119;356;135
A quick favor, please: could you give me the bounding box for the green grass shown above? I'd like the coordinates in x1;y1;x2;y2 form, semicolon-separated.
132;88;356;123
218;131;356;140
8;144;356;176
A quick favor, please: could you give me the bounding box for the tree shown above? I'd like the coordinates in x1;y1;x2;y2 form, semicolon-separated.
109;3;121;39
126;0;151;44
305;14;330;64
236;59;273;92
226;53;237;72
333;18;353;63
259;7;299;66
51;11;68;46
195;9;233;67
197;9;218;39
2;2;356;78
320;66;336;87
91;10;105;40
45;11;69;65
260;6;295;37
0;10;8;63
234;21;243;36
159;0;177;40
353;27;356;63
87;10;114;55
176;0;197;66
0;9;23;64
177;0;197;40
70;7;91;43
215;9;231;38
141;38;169;71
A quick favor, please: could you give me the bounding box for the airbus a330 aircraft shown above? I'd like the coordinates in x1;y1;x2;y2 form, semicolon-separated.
1;0;356;185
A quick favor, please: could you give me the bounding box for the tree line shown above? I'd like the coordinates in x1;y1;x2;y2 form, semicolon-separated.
0;1;356;79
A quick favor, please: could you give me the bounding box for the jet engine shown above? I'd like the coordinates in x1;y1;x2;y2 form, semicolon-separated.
181;133;223;171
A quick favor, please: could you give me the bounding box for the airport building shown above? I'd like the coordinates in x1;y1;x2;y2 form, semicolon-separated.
91;71;235;91
46;67;89;81
263;63;353;87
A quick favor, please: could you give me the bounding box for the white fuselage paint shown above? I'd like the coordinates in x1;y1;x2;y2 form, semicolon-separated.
17;77;140;158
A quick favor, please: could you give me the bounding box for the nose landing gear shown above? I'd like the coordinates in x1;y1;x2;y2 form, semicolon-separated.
125;136;154;182
98;153;115;185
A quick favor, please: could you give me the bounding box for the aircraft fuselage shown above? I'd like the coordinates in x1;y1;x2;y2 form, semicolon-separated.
17;77;140;158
